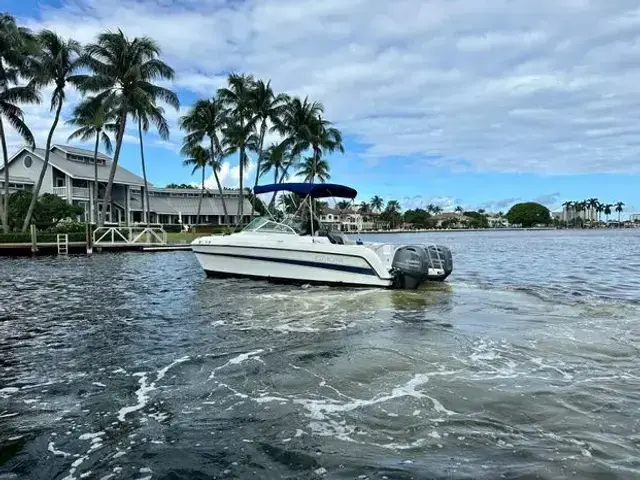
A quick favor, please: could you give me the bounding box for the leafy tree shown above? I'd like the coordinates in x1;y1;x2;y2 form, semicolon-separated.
0;14;39;233
463;211;489;228
505;202;551;227
403;208;433;228
7;190;82;230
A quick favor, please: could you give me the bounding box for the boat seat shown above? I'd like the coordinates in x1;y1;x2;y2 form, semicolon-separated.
326;231;348;245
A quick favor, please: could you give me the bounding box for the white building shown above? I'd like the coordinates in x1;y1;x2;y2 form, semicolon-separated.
319;208;380;231
630;214;640;222
0;145;254;225
562;204;597;223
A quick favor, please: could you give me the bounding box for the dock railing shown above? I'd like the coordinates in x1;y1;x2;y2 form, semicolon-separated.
93;226;167;246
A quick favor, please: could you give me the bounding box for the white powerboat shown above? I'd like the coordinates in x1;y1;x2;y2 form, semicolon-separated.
191;183;453;289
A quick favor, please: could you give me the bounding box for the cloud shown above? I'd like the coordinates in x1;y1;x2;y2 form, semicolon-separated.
477;197;522;211
6;0;640;176
532;192;561;206
400;195;461;211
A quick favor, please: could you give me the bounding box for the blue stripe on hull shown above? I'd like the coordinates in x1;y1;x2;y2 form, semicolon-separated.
193;249;378;276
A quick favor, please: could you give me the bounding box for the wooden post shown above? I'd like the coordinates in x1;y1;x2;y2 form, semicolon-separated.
30;224;38;254
86;223;93;256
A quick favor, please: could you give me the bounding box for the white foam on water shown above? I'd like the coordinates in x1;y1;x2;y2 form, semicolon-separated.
117;356;190;422
135;477;152;480
0;412;19;418
0;387;19;397
92;382;107;388
113;451;126;459
78;432;105;441
112;368;127;374
211;320;226;327
99;475;115;480
428;430;441;439
208;350;264;380
48;442;71;457
79;472;92;479
140;467;152;473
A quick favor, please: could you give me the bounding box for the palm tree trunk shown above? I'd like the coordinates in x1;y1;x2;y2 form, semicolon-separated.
138;117;150;228
22;100;64;232
196;165;205;226
0;118;10;233
250;120;268;218
236;147;245;228
92;131;100;225
99;110;127;228
209;136;229;226
311;147;319;184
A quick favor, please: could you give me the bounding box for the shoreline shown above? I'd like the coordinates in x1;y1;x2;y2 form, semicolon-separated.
358;227;557;233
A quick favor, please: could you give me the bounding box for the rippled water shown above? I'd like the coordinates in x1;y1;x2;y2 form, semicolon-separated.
1;229;639;479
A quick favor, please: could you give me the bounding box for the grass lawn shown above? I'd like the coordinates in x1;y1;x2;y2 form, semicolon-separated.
166;232;213;244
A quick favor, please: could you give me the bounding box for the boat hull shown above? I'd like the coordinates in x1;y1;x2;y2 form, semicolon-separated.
192;244;392;288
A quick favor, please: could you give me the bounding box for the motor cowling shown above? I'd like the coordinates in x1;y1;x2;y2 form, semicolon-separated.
391;244;453;289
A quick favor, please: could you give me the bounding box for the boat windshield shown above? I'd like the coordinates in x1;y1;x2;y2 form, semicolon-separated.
242;217;301;234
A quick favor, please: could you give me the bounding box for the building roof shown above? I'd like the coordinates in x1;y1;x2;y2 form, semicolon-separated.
129;192;254;216
4;175;35;184
52;144;111;161
4;146;148;187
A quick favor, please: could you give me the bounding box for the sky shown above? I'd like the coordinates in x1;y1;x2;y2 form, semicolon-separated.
2;0;640;216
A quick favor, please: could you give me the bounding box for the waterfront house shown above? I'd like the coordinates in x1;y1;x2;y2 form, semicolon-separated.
319;208;384;231
0;145;254;226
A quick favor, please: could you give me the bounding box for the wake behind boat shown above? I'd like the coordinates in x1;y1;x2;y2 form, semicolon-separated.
191;183;453;289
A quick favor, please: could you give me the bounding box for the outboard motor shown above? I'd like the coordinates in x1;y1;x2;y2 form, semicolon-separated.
421;244;453;281
391;244;453;289
391;246;428;289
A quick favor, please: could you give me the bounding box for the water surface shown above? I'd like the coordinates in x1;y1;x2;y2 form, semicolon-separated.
1;229;639;479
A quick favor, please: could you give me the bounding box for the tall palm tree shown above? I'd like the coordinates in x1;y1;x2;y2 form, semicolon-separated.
596;203;604;223
370;195;383;212
385;200;401;229
182;145;210;226
426;203;436;214
297;156;330;183
78;30;178;227
433;205;443;214
0;15;39;233
21;31;84;232
217;73;255;225
132;98;175;227
179;98;229;225
67;96;115;225
359;201;370;214
586;198;599;223
274;96;324;181
604;204;612;222
221;120;259;225
259;141;293;208
247;80;287;216
615;201;625;222
454;205;463;213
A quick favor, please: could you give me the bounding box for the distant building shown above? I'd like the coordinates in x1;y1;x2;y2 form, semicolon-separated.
0;145;255;226
319;208;385;231
486;213;509;227
562;203;597;223
431;212;471;228
630;214;640;222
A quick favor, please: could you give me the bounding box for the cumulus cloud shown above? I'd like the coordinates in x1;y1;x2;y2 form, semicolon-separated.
5;0;640;176
533;192;562;207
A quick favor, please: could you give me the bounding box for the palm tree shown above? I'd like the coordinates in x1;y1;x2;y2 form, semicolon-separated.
78;30;178;227
297;156;330;183
433;205;443;214
133;99;175;227
604;204;612;222
275;96;344;183
370;195;383;212
426;203;436;214
182;145;210;226
359;201;370;214
615;201;625;222
454;206;463;213
587;198;599;223
596;203;604;223
385;200;401;229
259;141;292;208
179;98;229;225
0;14;39;233
67;96;115;225
247;80;287;216
21;31;84;231
217;73;255;225
221;120;259;225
